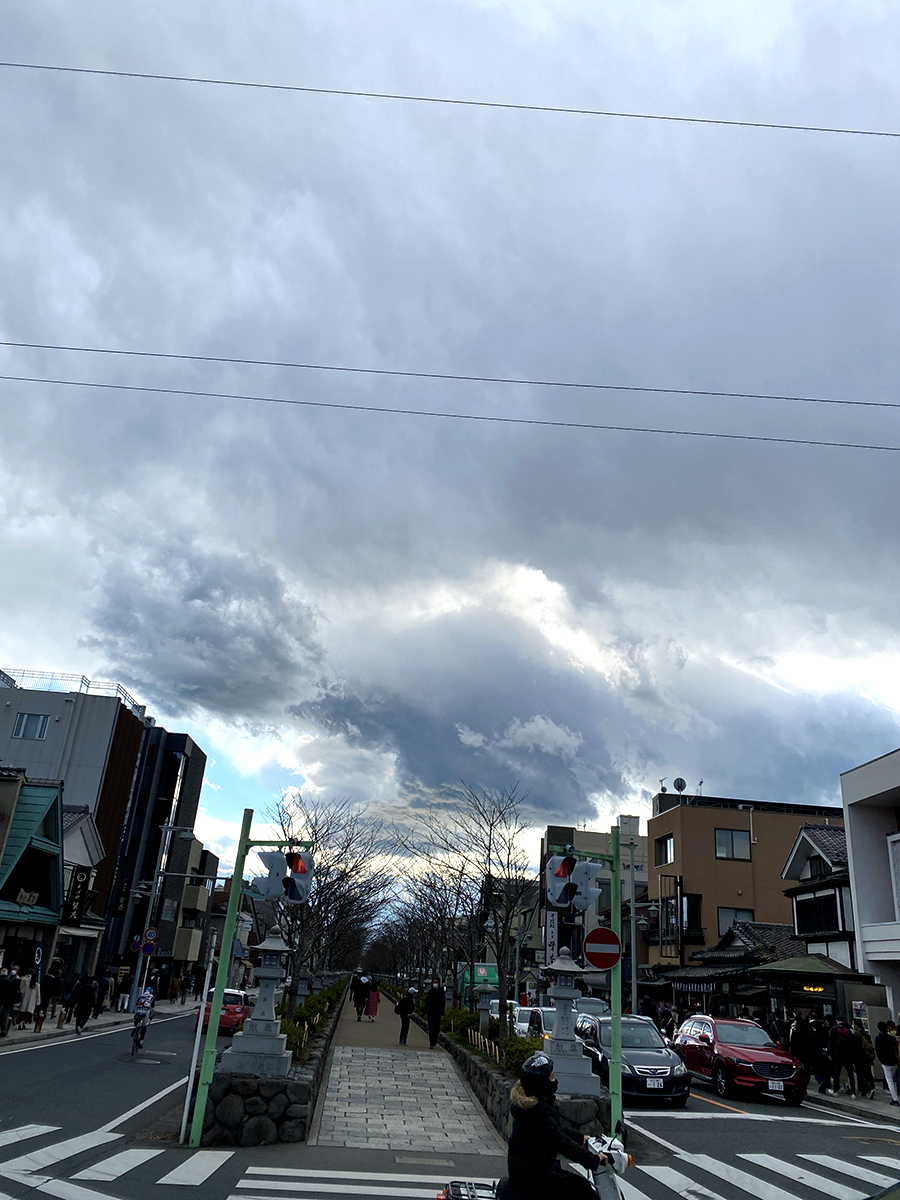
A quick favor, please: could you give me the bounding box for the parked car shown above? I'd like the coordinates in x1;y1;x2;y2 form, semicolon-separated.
489;999;522;1026
674;1015;807;1106
574;997;611;1016
202;988;253;1034
574;1014;691;1106
524;1007;559;1042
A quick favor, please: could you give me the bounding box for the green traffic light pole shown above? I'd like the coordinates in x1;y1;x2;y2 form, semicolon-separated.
187;809;313;1148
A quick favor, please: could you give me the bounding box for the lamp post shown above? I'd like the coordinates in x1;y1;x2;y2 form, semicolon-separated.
545;947;601;1097
476;982;496;1033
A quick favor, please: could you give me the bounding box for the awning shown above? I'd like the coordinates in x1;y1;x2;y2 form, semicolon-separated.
751;954;867;981
57;926;101;939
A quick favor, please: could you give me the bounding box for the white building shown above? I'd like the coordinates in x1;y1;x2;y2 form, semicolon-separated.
841;747;900;1013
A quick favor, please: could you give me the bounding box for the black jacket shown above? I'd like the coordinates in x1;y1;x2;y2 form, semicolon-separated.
507;1081;600;1197
876;1032;899;1066
423;986;445;1018
0;975;21;1007
396;995;415;1017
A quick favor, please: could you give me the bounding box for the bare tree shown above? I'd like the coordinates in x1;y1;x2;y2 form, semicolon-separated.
263;792;395;1018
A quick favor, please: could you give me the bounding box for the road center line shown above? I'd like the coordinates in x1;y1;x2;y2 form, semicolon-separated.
100;1076;189;1132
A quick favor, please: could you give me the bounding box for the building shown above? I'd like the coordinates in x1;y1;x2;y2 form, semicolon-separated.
56;805;107;978
0;767;64;972
781;824;856;968
646;790;843;967
841;747;900;1015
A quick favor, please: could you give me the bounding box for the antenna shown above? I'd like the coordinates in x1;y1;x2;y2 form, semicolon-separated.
697;780;703;796
673;778;686;794
659;777;667;793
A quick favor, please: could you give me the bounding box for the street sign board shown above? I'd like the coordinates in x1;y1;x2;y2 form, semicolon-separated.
144;927;159;941
142;942;156;956
583;926;622;970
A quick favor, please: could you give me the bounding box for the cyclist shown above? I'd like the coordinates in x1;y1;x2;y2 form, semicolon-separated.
132;987;155;1049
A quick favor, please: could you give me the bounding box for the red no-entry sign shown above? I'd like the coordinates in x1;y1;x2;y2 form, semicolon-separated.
583;926;622;970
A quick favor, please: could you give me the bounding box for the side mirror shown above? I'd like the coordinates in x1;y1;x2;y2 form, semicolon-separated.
698;1032;711;1045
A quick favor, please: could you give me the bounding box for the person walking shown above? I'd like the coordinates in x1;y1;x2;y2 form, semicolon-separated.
15;972;40;1029
396;987;416;1045
875;1021;900;1105
41;969;62;1021
0;968;21;1037
424;976;445;1048
352;975;369;1022
853;1019;877;1099
364;978;381;1022
73;978;96;1035
829;1019;858;1095
790;1013;827;1093
93;974;110;1019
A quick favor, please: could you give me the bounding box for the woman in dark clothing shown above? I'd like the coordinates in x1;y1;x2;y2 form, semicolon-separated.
498;1053;605;1200
73;979;96;1035
395;988;416;1046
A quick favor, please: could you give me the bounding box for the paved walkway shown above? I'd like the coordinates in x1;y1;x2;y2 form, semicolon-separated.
309;994;505;1155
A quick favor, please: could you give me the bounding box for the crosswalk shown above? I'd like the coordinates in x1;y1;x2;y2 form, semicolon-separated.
0;1122;899;1200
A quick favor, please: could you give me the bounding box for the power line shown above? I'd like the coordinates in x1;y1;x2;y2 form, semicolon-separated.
1;339;897;412
2;372;899;453
2;61;898;140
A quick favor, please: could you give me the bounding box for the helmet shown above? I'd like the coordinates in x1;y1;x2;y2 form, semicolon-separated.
520;1053;554;1081
408;987;418;994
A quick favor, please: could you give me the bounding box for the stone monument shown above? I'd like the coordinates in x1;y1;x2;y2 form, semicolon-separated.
219;925;292;1077
546;946;602;1096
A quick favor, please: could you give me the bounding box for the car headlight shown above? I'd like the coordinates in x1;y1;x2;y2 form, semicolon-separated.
673;1061;687;1076
726;1056;752;1066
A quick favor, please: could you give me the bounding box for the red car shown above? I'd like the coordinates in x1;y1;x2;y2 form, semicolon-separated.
674;1015;807;1106
201;989;252;1034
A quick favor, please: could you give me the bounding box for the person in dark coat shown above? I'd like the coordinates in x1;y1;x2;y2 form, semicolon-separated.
423;977;445;1049
351;975;369;1022
852;1019;876;1099
73;979;96;1035
0;969;21;1037
396;988;416;1046
498;1053;604;1200
875;1021;900;1105
829;1019;858;1095
789;1013;826;1092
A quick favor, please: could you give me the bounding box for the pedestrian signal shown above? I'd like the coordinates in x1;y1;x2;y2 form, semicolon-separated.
284;849;313;904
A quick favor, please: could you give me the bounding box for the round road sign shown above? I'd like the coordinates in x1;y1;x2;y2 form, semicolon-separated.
130;939;141;953
141;942;156;956
583;926;622;970
144;927;159;942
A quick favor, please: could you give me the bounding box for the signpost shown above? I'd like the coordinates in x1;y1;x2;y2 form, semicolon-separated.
583;927;622;971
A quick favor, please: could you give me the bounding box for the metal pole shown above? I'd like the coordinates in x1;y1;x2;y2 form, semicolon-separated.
179;932;216;1144
629;839;637;1015
189;808;254;1148
609;826;623;1137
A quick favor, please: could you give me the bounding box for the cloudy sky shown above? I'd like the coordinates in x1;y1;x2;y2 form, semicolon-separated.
3;1;900;862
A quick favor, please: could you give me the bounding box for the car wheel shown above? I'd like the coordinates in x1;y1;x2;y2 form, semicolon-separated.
784;1091;805;1107
713;1062;731;1099
670;1093;689;1108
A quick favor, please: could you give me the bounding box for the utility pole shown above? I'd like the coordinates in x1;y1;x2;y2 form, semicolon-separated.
629;838;637;1015
609;825;622;1137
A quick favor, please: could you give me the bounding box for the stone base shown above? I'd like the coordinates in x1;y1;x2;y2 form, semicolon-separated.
201;1074;312;1146
219;1046;293;1077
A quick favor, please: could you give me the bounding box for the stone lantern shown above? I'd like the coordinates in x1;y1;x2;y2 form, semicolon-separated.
475;982;496;1033
294;965;312;1002
219;926;292;1077
545;947;601;1097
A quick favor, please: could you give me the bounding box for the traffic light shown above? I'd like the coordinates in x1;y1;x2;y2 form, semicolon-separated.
283;849;313;904
256;850;289;901
545;854;578;908
570;860;602;911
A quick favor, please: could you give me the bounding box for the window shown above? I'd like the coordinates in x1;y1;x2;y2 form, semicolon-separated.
655;833;674;866
718;906;754;936
795;892;839;936
683;893;703;936
12;712;49;740
715;829;751;860
806;854;828;879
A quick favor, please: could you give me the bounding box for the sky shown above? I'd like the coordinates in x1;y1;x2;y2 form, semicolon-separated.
3;1;900;865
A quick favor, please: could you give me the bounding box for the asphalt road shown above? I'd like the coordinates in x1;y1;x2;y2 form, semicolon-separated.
2;1024;900;1200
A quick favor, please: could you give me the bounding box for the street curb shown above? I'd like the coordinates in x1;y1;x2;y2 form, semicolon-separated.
0;1004;197;1048
803;1093;900;1126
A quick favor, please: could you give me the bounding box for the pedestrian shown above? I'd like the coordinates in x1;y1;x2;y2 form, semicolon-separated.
15;971;40;1029
73;978;96;1035
852;1019;876;1099
180;975;191;1004
169;976;181;1004
499;1052;605;1200
93;974;110;1018
41;968;62;1020
0;968;21;1037
875;1022;900;1105
789;1013;827;1093
829;1019;858;1096
117;975;133;1012
396;987;416;1045
364;978;381;1023
424;976;445;1048
352;975;369;1022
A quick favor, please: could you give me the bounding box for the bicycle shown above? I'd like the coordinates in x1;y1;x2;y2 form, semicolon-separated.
132;1013;150;1054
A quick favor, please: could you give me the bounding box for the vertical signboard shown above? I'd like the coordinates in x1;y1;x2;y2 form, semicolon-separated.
545;909;558;966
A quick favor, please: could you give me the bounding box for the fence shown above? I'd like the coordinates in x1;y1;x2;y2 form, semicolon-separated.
467;1027;501;1064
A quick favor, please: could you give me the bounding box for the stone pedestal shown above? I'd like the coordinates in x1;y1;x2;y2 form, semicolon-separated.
220;1017;292;1077
548;980;602;1097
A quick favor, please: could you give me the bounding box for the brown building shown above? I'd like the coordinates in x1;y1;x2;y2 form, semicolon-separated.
646;791;843;967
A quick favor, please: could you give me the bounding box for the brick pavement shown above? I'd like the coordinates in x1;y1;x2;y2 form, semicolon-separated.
310;995;505;1154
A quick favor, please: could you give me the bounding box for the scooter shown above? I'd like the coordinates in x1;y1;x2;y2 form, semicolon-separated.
437;1134;632;1200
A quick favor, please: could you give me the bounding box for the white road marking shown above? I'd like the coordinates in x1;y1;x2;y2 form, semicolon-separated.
72;1149;164;1181
158;1151;235;1186
0;1013;194;1056
862;1155;900;1169
639;1164;730;1199
0;1127;59;1148
244;1168;497;1184
739;1153;867;1200
801;1155;898;1189
631;1112;869;1124
99;1075;189;1131
234;1191;440;1199
686;1153;803;1200
616;1178;655;1200
38;1179;128;1200
0;1132;120;1175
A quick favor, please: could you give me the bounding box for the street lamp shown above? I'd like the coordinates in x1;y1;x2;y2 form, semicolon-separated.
545;947;601;1096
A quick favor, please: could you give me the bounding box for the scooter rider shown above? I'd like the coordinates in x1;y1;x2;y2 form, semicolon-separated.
498;1053;607;1200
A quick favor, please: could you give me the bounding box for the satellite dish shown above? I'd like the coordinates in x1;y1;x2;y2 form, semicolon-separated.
673;777;686;793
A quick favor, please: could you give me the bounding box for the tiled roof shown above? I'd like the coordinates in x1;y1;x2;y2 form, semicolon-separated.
62;805;91;834
695;922;805;964
800;824;847;866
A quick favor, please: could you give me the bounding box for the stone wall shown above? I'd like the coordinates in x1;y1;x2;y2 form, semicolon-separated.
198;988;346;1146
410;1013;611;1143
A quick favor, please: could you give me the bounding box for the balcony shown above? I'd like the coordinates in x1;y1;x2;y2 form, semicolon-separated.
181;884;210;912
173;927;202;962
860;922;900;962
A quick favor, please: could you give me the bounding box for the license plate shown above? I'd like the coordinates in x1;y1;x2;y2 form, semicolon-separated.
768;1080;784;1092
646;1078;664;1088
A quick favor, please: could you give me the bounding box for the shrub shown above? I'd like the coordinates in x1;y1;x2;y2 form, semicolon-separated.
501;1035;545;1075
443;1006;479;1033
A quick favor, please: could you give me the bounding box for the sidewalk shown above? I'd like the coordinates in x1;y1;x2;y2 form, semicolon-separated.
308;994;506;1156
0;998;196;1048
804;1080;900;1125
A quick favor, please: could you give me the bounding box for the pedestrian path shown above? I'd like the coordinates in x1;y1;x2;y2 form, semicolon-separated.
2;1120;900;1200
307;996;504;1155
